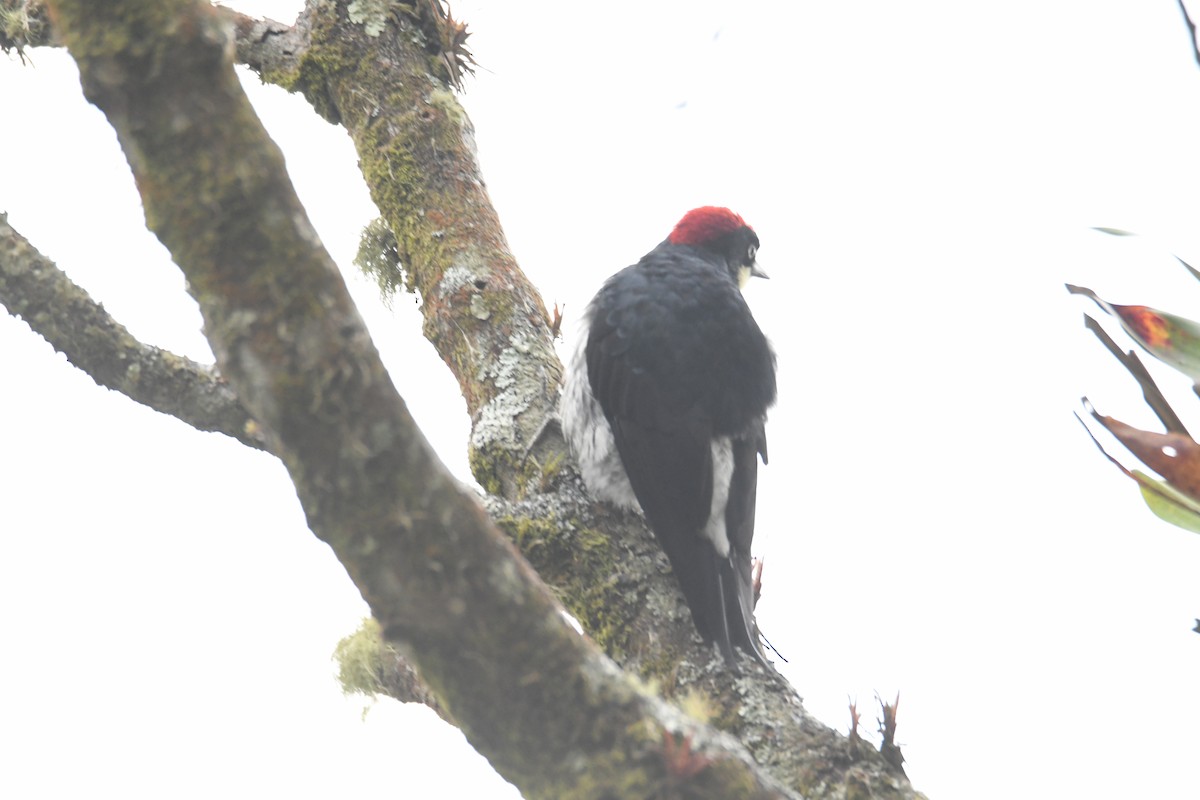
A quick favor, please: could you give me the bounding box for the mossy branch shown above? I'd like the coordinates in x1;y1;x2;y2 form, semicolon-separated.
0;214;264;449
334;617;451;723
238;0;565;502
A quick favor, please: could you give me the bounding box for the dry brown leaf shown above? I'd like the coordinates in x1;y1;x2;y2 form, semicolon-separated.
1090;412;1200;500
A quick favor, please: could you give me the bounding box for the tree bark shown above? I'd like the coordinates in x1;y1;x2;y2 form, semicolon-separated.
0;214;263;449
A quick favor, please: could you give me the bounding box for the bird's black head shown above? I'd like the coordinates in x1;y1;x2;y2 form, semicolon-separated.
667;206;767;287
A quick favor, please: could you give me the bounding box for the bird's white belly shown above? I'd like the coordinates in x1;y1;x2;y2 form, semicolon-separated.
560;331;639;509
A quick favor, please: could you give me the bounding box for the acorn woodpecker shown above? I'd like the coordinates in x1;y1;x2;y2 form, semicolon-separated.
561;206;776;667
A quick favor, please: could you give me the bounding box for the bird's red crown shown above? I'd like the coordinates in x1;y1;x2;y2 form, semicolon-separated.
667;206;752;246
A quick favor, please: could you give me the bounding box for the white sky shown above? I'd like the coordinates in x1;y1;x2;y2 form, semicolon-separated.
2;1;1199;797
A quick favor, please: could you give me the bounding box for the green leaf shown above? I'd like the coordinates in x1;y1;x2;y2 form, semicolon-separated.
1133;470;1200;534
1091;226;1137;236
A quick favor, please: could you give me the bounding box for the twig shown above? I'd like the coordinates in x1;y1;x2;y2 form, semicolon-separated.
1178;0;1200;69
1081;314;1189;436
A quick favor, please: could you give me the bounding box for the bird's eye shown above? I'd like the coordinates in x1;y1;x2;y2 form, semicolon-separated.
747;245;757;264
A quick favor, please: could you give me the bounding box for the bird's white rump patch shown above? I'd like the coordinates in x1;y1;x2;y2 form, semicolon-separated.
703;437;733;557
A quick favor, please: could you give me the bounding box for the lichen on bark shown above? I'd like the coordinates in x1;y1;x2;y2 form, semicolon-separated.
268;0;564;501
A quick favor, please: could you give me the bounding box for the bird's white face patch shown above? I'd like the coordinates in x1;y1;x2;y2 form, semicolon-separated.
560;317;639;509
737;265;753;289
737;245;759;289
703;437;734;557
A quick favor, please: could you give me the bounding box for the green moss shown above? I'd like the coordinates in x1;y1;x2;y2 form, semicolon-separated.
625;671;662;699
333;617;385;697
538;452;566;491
702;761;760;798
268;6;358;123
354;216;406;300
710;692;747;736
567;525;630;654
573;525;608;554
469;442;542;500
675;688;716;725
634;640;685;688
0;0;36;52
427;87;464;124
468;447;503;495
355;121;460;305
492;516;633;658
497;514;557;553
476;284;516;323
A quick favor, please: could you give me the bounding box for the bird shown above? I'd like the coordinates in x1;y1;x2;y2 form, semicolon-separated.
560;206;776;668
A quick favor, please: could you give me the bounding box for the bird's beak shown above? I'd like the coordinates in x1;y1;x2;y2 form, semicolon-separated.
750;262;769;280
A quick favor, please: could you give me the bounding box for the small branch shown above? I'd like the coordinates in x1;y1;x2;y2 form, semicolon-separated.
334;617;451;724
1178;0;1200;69
0;215;264;449
376;645;450;723
877;693;905;775
1081;314;1189;436
230;8;303;81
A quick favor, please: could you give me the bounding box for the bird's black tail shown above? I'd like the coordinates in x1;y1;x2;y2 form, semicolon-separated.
718;548;770;669
647;520;767;669
712;430;771;669
607;417;771;670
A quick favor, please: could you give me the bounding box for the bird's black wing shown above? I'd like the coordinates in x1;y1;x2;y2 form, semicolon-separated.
585;254;774;661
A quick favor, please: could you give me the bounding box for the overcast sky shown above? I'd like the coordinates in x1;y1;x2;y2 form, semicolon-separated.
3;1;1199;797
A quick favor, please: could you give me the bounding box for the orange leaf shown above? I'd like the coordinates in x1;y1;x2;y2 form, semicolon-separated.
1110;305;1171;349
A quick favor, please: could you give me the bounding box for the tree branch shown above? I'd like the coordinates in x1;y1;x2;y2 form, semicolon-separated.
334;617;452;724
0;214;264;449
231;7;302;81
42;1;807;796
237;0;566;502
